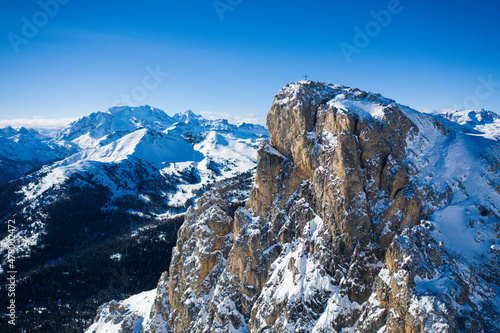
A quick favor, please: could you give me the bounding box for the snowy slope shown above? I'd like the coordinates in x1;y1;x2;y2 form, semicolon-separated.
0;106;268;332
58;105;176;149
0;126;76;183
400;105;500;284
85;289;157;333
19;107;267;205
97;81;500;333
1;106;268;264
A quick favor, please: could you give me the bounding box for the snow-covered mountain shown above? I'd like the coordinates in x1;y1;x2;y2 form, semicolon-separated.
17;106;267;208
0;106;268;332
433;109;500;140
88;81;500;333
1;105;268;259
0;126;77;183
58;106;177;149
1;106;267;262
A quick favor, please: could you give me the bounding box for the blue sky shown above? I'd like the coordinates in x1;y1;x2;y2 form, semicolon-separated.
1;0;500;127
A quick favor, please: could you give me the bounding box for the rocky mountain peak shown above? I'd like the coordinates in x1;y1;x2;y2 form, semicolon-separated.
268;81;402;158
58;105;176;148
89;81;500;333
174;109;202;124
0;125;39;138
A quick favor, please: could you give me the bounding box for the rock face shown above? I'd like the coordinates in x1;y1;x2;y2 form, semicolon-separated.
166;193;235;332
99;81;500;333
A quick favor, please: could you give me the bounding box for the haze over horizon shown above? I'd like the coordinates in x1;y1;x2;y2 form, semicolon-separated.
1;0;500;128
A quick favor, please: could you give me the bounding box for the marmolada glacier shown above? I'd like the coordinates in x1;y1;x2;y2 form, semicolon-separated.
41;81;500;332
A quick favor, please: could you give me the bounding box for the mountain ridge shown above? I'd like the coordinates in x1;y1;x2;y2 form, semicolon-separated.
0;107;268;332
88;81;500;333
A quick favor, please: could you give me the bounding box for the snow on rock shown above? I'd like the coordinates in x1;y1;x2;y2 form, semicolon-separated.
85;289;156;333
158;192;236;332
90;81;500;332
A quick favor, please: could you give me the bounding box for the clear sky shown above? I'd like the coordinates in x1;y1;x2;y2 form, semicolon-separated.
1;0;500;127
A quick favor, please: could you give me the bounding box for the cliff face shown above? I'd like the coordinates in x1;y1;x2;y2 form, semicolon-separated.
92;81;500;333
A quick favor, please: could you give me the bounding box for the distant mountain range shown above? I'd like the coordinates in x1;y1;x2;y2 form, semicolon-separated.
0;126;77;184
0;106;268;331
434;109;500;140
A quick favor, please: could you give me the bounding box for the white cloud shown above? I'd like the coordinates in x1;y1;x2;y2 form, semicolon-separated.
0;117;76;129
199;111;267;127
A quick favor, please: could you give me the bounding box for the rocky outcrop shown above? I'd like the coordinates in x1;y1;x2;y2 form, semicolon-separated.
125;81;500;333
163;193;234;332
87;290;157;333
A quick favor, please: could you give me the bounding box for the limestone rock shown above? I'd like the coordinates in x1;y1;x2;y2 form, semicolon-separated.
166;192;234;332
137;81;500;333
